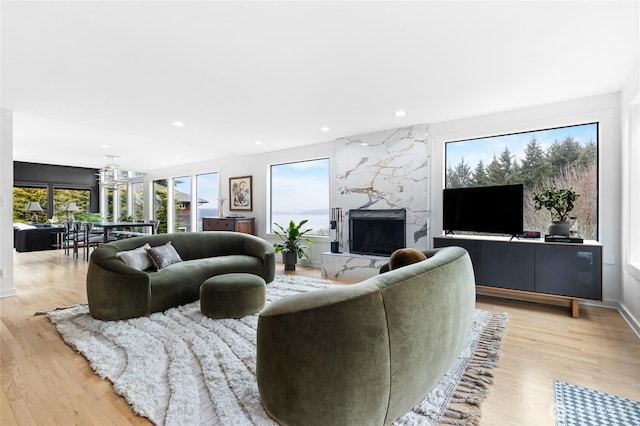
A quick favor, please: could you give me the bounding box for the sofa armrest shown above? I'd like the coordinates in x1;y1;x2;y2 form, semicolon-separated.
256;283;390;425
242;235;276;283
86;258;151;321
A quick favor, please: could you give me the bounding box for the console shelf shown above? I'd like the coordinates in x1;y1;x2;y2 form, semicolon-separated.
433;235;602;318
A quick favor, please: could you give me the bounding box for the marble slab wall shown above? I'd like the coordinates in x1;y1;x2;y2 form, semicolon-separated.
333;124;430;252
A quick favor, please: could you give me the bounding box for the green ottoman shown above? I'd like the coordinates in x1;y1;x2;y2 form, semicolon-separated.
200;273;266;319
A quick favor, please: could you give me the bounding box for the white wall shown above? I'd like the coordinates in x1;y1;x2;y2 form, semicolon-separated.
1;109;16;298
620;61;640;333
428;93;622;304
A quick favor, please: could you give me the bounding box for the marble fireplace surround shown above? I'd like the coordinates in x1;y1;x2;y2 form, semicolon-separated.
322;124;430;281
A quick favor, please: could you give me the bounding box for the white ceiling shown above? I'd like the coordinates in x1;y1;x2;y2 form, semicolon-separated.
2;1;639;172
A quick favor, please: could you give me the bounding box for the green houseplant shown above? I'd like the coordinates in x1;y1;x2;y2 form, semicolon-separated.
532;187;579;236
273;219;313;271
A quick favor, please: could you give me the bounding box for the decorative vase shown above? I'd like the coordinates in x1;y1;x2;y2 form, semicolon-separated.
547;220;571;236
283;252;298;271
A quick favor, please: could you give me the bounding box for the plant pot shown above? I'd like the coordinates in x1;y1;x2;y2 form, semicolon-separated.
547;220;571;236
282;252;298;271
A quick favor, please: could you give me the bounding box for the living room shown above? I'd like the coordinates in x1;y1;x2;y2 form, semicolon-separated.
1;1;640;424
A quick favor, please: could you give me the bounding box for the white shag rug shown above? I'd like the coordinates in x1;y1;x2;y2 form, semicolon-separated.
45;274;508;426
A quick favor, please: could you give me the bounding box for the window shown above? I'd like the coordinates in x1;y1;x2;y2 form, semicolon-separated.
132;182;144;219
196;173;219;231
445;123;598;239
105;188;115;222
173;176;191;232
53;187;91;221
270;158;330;236
13;186;47;223
117;184;128;220
153;179;168;233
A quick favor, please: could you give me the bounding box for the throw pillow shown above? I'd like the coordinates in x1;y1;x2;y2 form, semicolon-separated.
389;248;427;270
116;243;153;271
146;241;183;271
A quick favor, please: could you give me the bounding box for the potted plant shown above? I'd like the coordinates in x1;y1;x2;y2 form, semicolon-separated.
532;187;579;236
273;219;313;271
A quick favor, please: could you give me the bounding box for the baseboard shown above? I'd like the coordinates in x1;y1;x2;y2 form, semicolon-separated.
0;288;17;298
581;299;640;340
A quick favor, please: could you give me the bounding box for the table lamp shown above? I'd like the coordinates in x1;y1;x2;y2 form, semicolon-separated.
65;202;80;221
26;201;44;223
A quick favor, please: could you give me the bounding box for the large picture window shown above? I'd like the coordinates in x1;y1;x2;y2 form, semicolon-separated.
53;187;91;221
445;123;598;239
13;186;47;223
270;158;330;236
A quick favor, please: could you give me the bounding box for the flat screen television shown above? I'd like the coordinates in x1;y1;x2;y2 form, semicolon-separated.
443;184;524;236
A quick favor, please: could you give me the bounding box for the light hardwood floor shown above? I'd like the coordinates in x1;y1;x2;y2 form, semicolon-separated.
2;249;639;425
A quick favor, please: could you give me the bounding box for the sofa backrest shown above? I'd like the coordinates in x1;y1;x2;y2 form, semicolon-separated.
256;245;476;425
90;231;273;267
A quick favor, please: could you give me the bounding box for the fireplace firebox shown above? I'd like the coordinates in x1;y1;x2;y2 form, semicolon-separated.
349;209;406;256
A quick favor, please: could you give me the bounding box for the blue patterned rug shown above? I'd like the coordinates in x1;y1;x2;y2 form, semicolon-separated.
554;380;640;425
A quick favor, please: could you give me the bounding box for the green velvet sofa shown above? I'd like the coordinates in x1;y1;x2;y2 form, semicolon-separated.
256;246;475;425
86;231;275;321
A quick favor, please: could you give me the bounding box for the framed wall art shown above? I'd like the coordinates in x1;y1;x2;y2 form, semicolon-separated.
229;175;253;211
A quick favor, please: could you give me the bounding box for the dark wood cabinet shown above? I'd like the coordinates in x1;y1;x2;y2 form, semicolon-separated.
433;235;602;317
202;217;255;235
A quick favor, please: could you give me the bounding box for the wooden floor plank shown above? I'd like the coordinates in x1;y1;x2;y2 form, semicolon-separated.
1;249;639;425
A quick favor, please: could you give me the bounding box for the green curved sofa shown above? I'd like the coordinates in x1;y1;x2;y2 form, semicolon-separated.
86;231;275;321
256;246;475;425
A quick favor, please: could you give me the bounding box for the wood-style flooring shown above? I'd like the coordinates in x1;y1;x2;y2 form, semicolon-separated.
2;249;639;425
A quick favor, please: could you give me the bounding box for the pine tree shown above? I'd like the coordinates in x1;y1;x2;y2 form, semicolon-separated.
519;137;551;190
472;160;488;187
547;136;582;176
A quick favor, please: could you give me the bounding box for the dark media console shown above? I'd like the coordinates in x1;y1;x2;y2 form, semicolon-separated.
433;235;603;318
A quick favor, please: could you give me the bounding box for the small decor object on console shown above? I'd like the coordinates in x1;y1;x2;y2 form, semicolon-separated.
273;219;313;271
532;186;579;237
229;176;252;211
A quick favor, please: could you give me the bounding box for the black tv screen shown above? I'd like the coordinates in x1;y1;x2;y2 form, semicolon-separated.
443;184;524;236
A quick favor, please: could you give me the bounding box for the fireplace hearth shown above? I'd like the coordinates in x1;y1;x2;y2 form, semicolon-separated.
349;209;406;256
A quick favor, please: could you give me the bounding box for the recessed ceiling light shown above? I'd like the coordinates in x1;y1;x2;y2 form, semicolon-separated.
395;110;406;117
172;121;185;127
361;142;369;146
254;140;263;145
99;144;110;149
173;155;182;159
320;126;330;132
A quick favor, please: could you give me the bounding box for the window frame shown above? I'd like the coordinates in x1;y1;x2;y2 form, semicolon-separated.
626;92;640;279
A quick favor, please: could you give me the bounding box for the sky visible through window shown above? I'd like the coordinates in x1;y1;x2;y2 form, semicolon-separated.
446;123;597;170
271;158;330;235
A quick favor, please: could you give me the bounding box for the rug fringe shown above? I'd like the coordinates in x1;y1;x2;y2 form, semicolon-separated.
438;313;508;425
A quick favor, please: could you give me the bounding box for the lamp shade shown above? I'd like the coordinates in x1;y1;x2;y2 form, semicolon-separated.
25;201;43;212
64;202;80;212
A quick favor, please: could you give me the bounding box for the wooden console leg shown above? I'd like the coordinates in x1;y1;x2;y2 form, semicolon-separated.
571;298;580;318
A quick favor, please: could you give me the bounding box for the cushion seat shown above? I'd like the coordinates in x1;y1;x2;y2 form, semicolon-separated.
200;273;266;319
